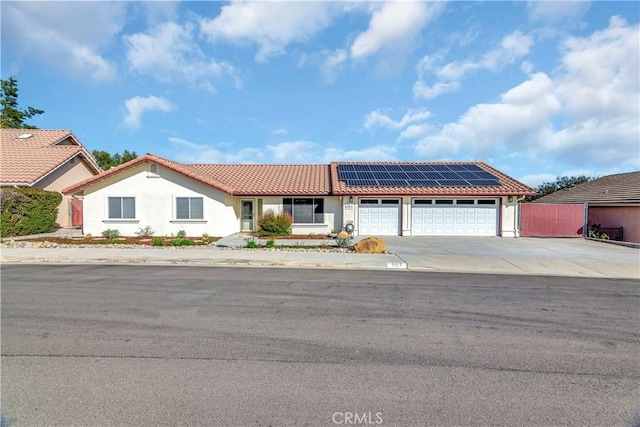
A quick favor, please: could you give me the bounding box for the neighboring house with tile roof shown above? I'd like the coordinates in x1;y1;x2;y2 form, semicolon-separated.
63;153;535;238
1;129;101;228
529;172;640;243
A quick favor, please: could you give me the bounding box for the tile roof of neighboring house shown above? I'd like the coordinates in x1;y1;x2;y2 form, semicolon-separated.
532;172;640;204
330;161;535;196
1;129;101;185
64;153;535;197
63;154;332;196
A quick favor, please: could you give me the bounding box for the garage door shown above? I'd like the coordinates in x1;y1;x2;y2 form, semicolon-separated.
359;199;400;236
412;199;498;236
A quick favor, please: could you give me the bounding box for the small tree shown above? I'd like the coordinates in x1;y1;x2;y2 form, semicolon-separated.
92;149;138;170
0;76;44;129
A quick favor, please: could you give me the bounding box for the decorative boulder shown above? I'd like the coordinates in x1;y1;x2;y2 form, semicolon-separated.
354;237;386;254
337;231;350;239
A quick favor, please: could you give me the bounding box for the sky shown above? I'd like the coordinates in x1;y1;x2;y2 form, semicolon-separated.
1;1;639;188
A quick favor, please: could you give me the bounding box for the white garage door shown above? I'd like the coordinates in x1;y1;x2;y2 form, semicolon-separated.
412;199;498;236
359;199;400;236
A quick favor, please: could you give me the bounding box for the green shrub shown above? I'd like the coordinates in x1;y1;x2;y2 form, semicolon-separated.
134;225;155;237
102;229;120;239
170;238;193;246
265;239;275;248
0;188;62;237
152;237;164;246
246;238;259;249
258;210;292;236
176;230;187;238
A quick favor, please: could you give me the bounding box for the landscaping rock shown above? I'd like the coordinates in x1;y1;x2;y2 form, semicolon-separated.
337;231;350;239
354;237;386;254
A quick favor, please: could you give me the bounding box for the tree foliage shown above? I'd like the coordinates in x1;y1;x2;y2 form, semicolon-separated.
527;175;596;201
91;149;138;170
0;76;44;129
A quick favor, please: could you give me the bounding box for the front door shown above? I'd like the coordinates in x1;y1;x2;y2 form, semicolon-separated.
241;200;254;231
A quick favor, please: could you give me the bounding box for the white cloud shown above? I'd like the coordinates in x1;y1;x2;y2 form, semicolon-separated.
322;145;397;162
364;109;432;131
271;128;289;136
124;21;236;90
1;2;125;81
414;30;534;99
320;49;348;84
398;123;432;140
170;137;266;164
267;141;317;163
199;2;340;62
123;96;175;129
527;1;590;25
414;18;640;171
518;173;556;188
350;1;444;60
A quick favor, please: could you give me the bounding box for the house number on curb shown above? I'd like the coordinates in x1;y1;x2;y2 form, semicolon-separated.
387;262;407;269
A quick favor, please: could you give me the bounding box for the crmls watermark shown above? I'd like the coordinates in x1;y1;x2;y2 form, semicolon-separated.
332;412;383;425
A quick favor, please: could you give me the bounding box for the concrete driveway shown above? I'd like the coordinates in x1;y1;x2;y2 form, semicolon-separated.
383;236;640;279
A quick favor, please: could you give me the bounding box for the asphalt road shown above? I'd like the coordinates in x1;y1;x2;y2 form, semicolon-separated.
1;265;639;427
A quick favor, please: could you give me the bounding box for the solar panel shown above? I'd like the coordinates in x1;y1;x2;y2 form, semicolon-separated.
359;171;375;179
456;171;479;180
339;163;501;188
389;172;409;179
376;179;408;186
348;179;378;186
406;171;425;179
423;171;444;180
473;171;496;179
439;171;462;179
340;171;358;180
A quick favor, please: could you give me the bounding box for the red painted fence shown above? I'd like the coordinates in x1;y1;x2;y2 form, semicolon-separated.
519;203;584;237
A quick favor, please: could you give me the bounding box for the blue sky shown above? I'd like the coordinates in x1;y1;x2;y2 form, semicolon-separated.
2;1;639;187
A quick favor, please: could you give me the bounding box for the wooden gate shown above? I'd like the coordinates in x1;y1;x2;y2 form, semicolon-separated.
519;203;584;237
70;198;83;226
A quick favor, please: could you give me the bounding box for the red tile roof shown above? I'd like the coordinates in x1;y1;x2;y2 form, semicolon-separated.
532;172;640;204
63;153;535;197
1;129;101;185
63;154;331;195
330;161;535;196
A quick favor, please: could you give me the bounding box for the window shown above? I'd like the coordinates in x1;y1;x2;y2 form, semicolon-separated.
456;200;474;205
478;199;497;205
435;199;454;205
381;199;400;205
414;199;433;205
108;197;135;219
176;197;203;219
360;199;379;205
283;198;324;223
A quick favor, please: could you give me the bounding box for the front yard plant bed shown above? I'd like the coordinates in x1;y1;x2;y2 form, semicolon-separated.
251;234;332;240
4;236;220;247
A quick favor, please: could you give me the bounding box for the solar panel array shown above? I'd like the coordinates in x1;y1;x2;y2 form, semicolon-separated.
337;164;501;187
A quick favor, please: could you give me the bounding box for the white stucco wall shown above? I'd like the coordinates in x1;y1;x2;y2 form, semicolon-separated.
82;163;240;237
259;196;342;234
501;196;518;237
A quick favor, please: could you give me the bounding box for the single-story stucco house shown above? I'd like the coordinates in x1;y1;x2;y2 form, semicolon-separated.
63;153;535;238
531;171;640;244
1;129;102;228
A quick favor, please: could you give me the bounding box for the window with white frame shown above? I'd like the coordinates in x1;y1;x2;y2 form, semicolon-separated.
176;197;203;219
283;198;324;223
108;197;135;219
